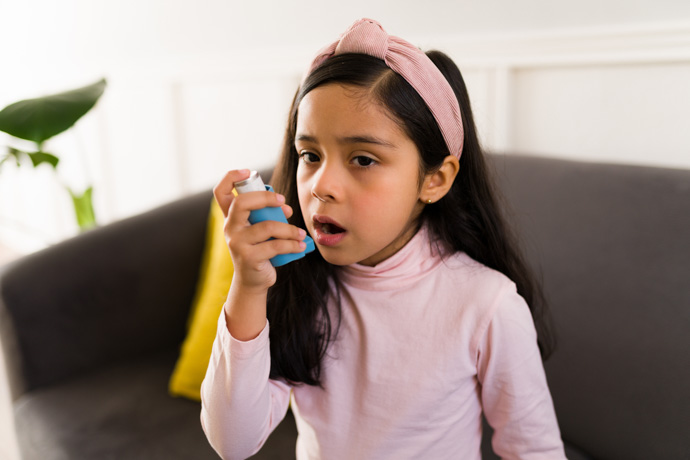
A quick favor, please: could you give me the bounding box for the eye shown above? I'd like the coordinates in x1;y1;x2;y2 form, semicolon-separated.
352;156;377;168
298;151;320;164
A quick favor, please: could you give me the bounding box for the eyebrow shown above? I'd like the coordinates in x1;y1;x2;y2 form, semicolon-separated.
296;134;396;148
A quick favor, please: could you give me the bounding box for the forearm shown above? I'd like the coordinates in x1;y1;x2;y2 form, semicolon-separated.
224;278;269;342
200;313;291;459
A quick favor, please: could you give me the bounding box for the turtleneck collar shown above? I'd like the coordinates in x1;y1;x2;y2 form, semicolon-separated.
338;225;446;291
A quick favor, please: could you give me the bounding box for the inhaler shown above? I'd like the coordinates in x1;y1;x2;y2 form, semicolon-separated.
234;171;315;267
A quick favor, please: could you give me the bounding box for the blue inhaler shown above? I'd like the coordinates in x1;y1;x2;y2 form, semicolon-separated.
234;171;315;267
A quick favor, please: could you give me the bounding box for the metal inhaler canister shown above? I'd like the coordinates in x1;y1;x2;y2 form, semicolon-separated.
233;171;315;267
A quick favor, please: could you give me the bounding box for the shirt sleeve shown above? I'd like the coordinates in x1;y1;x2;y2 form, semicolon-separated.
200;307;292;460
477;287;567;460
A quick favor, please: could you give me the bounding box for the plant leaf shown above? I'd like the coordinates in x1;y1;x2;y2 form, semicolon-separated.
0;78;106;144
1;147;60;169
68;186;97;230
28;151;60;169
6;146;28;167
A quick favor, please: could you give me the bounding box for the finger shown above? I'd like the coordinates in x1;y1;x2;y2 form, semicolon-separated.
235;237;308;265
213;169;251;217
281;204;294;219
227;191;287;228
261;238;309;257
228;222;307;269
231;219;306;247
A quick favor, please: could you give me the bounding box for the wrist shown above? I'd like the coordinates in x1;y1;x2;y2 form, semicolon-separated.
224;283;269;342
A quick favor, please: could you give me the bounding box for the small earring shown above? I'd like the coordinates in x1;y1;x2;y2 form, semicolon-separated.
426;199;433;204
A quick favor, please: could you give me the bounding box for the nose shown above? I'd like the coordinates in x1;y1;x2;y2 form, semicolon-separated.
311;162;341;203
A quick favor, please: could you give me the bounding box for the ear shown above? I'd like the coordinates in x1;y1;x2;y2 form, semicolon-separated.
419;155;459;204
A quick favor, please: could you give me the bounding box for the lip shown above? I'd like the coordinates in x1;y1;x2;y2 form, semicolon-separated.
312;214;347;247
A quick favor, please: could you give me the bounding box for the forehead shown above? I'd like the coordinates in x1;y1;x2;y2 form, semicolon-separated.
301;83;375;110
295;83;406;138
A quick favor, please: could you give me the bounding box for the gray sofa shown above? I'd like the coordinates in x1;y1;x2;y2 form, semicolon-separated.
0;154;688;459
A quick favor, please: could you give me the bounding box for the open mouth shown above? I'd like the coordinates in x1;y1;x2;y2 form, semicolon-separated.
318;222;346;235
312;215;347;245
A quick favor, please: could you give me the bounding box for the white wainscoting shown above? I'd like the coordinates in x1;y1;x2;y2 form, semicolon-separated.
423;21;690;163
1;21;689;254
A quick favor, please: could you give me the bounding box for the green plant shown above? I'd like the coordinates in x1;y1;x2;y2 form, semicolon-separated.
0;78;107;231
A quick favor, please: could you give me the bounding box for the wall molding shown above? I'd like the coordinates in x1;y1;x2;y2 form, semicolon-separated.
105;21;690;88
422;21;690;69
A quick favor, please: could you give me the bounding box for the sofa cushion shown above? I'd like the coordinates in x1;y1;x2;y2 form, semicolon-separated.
491;155;690;460
14;352;218;460
14;351;298;460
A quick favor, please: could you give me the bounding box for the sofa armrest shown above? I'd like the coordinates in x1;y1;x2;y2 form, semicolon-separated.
0;190;213;399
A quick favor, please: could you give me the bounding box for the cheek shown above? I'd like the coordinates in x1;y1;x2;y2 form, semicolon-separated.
296;173;311;205
368;170;421;207
353;185;417;223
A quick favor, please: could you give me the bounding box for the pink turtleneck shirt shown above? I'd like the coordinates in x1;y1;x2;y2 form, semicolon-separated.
200;227;566;459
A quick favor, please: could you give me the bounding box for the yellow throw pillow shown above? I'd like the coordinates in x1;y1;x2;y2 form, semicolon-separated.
169;198;233;401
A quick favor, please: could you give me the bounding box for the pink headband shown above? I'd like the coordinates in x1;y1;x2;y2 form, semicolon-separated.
305;18;464;159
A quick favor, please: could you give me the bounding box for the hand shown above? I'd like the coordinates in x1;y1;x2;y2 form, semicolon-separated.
213;169;307;293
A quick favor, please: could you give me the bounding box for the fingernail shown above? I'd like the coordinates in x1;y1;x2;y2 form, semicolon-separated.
298;229;306;238
276;194;286;203
299;242;307;249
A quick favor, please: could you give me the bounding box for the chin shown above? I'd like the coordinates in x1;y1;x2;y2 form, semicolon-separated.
316;247;358;266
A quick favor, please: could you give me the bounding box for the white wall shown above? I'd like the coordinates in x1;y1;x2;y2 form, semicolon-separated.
1;1;689;253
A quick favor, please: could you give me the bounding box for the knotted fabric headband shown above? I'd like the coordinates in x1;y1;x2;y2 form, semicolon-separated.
305;18;464;159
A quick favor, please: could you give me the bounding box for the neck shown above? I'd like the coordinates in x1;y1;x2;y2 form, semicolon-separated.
358;219;422;267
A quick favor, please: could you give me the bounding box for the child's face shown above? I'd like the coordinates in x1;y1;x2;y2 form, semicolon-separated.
295;83;426;267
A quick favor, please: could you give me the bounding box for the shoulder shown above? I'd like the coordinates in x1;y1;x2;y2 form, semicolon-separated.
436;251;531;347
439;251;518;305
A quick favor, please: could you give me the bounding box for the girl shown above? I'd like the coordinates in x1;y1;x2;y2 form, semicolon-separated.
202;18;566;460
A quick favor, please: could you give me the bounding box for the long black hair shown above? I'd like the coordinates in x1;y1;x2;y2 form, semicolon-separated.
268;52;556;386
